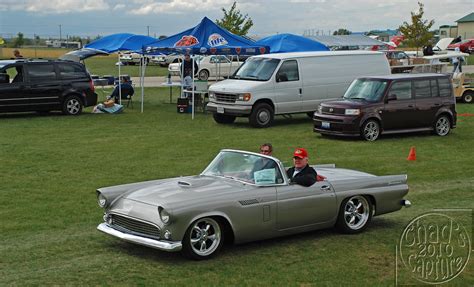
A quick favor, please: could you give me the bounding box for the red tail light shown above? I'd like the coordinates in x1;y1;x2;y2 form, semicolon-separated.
89;79;95;92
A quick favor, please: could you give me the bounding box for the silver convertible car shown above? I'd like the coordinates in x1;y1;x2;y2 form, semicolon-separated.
97;149;411;259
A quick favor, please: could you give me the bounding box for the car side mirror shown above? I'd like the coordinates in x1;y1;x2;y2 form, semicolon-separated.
387;94;397;102
0;73;10;84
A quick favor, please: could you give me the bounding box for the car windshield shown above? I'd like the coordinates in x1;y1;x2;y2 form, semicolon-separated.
343;79;388;102
231;58;280;81
201;150;284;185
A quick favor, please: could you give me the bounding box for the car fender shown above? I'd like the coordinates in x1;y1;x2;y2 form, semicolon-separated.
174;211;235;241
434;107;455;126
359;113;383;130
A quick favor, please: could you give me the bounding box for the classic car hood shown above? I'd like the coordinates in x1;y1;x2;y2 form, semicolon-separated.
123;175;250;206
209;79;266;93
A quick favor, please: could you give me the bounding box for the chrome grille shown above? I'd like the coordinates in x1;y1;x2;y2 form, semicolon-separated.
215;93;237;103
322;107;345;115
111;214;161;239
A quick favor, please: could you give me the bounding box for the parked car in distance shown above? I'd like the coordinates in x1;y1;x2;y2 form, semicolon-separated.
0;59;97;115
152;54;182;67
207;51;391;128
96;149;411;260
313;73;457;141
119;51;158;65
168;55;243;81
447;39;474;54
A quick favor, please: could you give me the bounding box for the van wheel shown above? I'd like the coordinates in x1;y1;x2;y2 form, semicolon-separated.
213;113;236;124
434;115;451;136
249;103;274;128
361;119;380;141
62;95;83;115
198;70;209;81
462;91;473;103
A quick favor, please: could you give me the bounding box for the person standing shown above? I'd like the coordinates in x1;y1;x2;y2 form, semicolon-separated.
452;47;465;73
286;148;317;187
182;54;199;79
13;49;23;59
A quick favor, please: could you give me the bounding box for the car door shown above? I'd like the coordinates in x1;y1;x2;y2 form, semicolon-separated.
414;79;441;127
381;80;417;130
276;181;337;230
0;64;30;112
273;59;303;114
25;63;62;109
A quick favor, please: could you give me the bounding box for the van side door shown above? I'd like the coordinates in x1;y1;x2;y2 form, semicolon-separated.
381;80;417;130
413;79;441;128
25;63;62;109
273;60;302;114
0;64;30;112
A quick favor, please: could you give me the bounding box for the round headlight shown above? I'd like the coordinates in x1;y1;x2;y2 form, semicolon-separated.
159;207;170;224
98;193;107;208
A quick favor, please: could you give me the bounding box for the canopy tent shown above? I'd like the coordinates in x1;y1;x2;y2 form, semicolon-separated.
145;17;269;119
305;35;385;48
85;33;156;53
145;17;269;56
85;33;157;112
256;33;329;53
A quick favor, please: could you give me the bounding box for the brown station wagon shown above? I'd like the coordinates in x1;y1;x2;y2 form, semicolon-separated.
313;74;456;141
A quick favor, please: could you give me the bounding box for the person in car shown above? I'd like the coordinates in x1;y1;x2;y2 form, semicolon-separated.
286;148;317;187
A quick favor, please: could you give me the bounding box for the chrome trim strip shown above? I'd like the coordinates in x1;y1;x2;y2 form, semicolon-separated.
97;223;182;252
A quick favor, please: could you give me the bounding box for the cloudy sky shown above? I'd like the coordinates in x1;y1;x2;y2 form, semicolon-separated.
0;0;472;39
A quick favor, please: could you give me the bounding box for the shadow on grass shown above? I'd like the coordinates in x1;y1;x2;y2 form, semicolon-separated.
101;216;400;262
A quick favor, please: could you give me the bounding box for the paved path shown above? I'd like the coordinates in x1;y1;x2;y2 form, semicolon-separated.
131;65;474;87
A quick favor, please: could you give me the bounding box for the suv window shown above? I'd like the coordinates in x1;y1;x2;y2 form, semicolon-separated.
3;65;24;84
389;81;412;100
27;64;56;81
276;60;299;82
58;63;87;79
438;78;452;97
430;79;439;97
414;80;431;98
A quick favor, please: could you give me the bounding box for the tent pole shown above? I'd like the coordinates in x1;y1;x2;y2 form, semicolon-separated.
141;55;145;113
118;53;122;105
192;54;195;120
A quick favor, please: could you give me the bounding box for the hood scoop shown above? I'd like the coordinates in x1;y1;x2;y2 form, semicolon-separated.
177;180;192;187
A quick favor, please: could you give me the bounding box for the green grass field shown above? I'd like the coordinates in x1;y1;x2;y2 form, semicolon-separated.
1;87;473;285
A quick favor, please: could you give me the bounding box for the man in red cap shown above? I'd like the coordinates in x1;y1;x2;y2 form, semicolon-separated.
286;148;317;187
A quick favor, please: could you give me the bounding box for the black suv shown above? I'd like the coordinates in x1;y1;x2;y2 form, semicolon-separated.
0;59;97;115
313;73;457;141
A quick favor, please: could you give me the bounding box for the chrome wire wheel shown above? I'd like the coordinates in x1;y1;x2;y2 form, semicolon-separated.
343;196;370;231
189;218;221;257
435;116;450;136
362;120;380;141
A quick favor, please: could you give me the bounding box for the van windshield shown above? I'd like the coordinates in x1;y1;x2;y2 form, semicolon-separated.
231;58;280;81
343;79;388;102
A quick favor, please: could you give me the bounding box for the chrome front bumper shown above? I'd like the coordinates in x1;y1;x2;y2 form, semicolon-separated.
97;223;182;252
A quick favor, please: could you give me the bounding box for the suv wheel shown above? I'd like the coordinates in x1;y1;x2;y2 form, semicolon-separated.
434;115;451;136
462;91;473;103
249;103;274;128
213;113;236;124
361;119;380;141
63;95;83;115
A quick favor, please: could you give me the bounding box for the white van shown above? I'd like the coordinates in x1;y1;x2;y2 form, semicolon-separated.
206;51;391;127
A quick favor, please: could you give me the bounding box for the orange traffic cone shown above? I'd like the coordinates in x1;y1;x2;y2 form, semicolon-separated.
407;146;416;161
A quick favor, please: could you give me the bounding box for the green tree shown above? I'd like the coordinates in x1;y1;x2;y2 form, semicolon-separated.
398;2;434;54
13;32;25;48
333;28;351;35
216;1;253;36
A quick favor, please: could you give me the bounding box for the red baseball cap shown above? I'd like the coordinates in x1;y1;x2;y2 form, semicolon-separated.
293;148;308;159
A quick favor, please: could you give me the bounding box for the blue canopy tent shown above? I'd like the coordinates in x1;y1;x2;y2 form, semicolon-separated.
145;17;268;56
85;33;157;112
256;33;329;53
145;17;269;119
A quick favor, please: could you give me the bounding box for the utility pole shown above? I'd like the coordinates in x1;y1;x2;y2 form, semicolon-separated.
59;24;62;41
147;26;150;36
